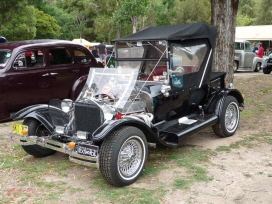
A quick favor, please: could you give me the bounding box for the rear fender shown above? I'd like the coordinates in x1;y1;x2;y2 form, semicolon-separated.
206;89;244;117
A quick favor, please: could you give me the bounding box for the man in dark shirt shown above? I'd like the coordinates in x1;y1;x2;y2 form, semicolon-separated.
97;40;107;65
252;42;258;53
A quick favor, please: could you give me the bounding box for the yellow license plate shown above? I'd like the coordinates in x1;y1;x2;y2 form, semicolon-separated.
12;123;28;135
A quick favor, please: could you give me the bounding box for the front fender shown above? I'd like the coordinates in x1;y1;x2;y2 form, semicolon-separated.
93;119;158;143
252;57;263;70
12;104;64;134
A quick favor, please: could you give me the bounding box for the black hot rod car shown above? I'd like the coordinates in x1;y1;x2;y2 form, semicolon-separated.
12;23;244;187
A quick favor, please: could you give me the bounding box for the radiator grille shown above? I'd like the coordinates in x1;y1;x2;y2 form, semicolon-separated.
74;102;104;134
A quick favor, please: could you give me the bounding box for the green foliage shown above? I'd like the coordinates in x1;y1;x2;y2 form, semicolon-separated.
254;0;272;25
0;0;269;42
0;2;36;41
112;0;151;33
35;9;61;39
236;0;258;26
154;0;177;26
38;4;75;40
174;0;211;24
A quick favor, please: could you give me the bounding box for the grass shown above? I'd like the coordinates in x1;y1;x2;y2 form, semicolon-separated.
1;73;272;203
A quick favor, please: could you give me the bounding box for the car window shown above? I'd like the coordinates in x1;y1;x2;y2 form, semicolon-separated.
245;43;251;51
0;50;11;67
235;42;244;50
171;43;207;75
74;49;90;64
13;50;44;69
49;48;72;65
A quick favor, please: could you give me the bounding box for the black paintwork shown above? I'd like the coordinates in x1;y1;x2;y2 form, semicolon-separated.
13;23;244;148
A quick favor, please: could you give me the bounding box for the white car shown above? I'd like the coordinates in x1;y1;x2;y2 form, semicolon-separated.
234;40;263;72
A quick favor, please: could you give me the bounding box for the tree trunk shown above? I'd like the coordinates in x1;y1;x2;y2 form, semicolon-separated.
116;27;121;39
131;16;138;33
211;0;239;84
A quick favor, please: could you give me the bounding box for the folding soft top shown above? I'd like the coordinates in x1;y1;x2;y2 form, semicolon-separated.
113;22;217;48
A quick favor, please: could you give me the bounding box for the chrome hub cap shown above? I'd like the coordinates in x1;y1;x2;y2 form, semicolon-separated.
225;102;239;132
118;137;144;178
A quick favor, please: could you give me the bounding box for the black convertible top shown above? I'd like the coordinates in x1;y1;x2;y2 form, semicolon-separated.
113;22;217;48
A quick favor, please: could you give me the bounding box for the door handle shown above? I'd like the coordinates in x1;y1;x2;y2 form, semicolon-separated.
42;73;50;76
50;73;58;76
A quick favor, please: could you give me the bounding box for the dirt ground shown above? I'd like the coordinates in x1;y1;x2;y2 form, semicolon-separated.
0;72;271;204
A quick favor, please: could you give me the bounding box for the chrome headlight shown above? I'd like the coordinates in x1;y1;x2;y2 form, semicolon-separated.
102;104;116;121
61;99;73;113
55;126;65;134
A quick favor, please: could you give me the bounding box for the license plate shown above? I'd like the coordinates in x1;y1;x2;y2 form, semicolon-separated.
76;144;99;157
12;123;28;135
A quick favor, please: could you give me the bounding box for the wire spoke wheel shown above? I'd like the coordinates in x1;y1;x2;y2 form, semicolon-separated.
118;137;144;178
212;96;240;137
225;102;239;132
99;126;147;187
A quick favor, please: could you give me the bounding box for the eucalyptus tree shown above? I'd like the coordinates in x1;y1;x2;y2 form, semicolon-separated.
211;0;239;84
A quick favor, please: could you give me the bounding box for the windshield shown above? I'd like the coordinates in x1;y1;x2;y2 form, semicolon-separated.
0;50;12;67
116;41;168;79
78;68;146;114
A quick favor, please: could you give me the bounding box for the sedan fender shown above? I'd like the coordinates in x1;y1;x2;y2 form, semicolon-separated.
69;75;88;101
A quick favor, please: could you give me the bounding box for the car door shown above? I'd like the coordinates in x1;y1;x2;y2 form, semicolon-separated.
168;40;210;118
47;47;79;99
6;49;52;112
244;42;255;68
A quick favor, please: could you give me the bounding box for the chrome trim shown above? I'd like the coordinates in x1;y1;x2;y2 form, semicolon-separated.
199;49;212;88
11;134;99;168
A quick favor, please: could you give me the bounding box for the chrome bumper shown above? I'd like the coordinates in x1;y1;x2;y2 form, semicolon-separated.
11;134;99;168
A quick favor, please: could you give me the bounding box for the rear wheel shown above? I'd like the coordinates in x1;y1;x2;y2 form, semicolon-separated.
263;67;272;74
212;96;240;137
21;119;56;157
254;62;261;72
99;126;147;187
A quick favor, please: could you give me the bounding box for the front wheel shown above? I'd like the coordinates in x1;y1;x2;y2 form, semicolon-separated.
263;67;272;74
99;126;148;187
21;119;56;157
212;96;240;137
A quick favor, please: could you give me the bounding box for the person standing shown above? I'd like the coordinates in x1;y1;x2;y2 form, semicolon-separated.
256;43;264;58
252;42;258;53
97;40;107;65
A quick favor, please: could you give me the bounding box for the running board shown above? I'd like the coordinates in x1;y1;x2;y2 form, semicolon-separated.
155;114;218;142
